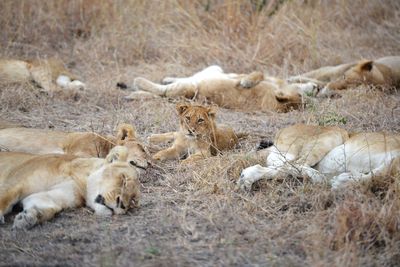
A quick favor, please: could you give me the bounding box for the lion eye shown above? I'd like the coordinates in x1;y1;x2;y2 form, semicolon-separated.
198;118;204;123
185;116;191;121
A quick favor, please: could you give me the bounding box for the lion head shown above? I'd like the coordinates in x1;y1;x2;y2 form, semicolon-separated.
324;60;386;93
89;146;141;215
176;103;217;141
116;123;150;171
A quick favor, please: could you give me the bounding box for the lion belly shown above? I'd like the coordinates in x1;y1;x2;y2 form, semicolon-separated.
316;132;400;176
197;79;269;110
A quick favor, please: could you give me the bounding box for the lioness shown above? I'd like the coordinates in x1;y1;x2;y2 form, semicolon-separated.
123;65;310;113
289;56;400;97
0;123;150;171
149;103;240;163
0;58;86;92
0;146;140;230
237;124;400;190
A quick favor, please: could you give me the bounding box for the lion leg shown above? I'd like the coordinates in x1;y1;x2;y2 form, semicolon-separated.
133;77;168;96
331;162;394;190
134;77;197;98
125;91;161;100
148;132;176;144
180;150;211;164
12;181;81;230
237;165;282;191
152;144;186;161
287;76;325;86
282;164;326;182
239;71;265;88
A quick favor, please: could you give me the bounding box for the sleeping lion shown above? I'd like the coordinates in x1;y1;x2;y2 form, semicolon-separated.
237;124;400;190
0;58;86;92
122;66;316;113
149;103;240;163
0;123;150;171
0;146;140;230
288;56;400;97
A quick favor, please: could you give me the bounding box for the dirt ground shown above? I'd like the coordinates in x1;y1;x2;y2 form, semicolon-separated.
1;1;400;266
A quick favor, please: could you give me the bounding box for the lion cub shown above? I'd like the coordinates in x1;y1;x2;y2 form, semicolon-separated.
149;103;239;163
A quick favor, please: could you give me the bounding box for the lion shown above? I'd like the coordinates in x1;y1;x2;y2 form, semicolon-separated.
148;103;240;163
0;58;86;92
0;146;140;230
237;124;400;191
288;56;400;97
122;65;314;113
0;123;150;171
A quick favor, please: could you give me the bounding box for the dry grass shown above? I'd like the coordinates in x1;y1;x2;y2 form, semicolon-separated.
1;0;400;266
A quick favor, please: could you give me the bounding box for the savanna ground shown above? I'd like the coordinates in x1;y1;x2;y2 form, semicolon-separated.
1;0;400;266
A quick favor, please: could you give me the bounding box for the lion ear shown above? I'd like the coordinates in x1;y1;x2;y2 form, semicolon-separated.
176;103;189;114
105;146;128;163
207;106;217;118
359;60;373;72
116;123;136;141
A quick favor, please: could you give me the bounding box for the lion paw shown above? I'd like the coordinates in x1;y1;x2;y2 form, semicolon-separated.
68;80;86;91
240;78;256;89
12;210;38;230
300;82;319;96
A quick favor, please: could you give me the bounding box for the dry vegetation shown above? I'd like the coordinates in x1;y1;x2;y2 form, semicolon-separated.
1;0;400;266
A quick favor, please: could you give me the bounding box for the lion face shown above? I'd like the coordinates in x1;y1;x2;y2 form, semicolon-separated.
92;162;140;215
176;103;217;140
116;123;150;171
326;61;383;91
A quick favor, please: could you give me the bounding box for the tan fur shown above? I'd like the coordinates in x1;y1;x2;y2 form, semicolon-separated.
272;124;350;166
0;146;140;229
149;103;239;163
0;123;150;170
0;58;85;92
132;73;302;113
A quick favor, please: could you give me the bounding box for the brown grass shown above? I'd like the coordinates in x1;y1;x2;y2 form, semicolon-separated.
1;0;400;266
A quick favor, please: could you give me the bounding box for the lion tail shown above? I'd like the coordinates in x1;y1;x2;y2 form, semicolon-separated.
116;82;130;90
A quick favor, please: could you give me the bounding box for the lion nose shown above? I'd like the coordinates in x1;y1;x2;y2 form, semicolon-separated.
95;194;105;205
